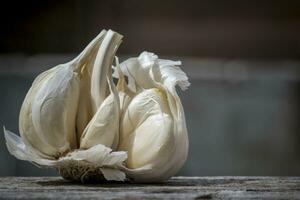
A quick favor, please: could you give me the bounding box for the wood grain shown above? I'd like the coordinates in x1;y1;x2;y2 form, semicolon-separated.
0;176;299;199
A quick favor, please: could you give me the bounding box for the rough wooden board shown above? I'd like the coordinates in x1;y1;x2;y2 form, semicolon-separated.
0;176;299;200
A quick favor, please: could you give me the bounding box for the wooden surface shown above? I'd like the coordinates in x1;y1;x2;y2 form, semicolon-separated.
0;177;299;199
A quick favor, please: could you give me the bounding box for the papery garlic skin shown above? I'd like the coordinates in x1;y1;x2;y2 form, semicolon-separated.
115;52;190;182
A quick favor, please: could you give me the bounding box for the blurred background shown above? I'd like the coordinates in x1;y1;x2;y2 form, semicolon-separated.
0;0;300;177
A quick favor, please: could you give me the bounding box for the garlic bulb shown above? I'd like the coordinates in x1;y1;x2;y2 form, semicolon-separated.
4;29;190;183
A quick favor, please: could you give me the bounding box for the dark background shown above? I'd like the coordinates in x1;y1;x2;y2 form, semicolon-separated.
1;0;300;58
0;0;299;176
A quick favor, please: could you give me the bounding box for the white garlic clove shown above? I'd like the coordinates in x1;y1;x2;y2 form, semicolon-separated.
31;65;80;155
116;52;190;182
75;66;93;142
80;77;120;150
118;88;175;169
90;30;123;114
19;67;62;159
80;31;123;150
74;30;108;141
19;30;109;158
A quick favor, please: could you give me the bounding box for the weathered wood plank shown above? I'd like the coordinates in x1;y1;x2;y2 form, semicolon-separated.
0;177;299;200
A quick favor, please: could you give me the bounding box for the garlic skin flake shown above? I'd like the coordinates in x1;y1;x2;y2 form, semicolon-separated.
4;30;190;183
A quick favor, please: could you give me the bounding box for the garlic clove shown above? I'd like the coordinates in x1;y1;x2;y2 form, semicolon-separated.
120;111;174;169
31;65;80;155
19;67;62;159
75;66;93;142
90;30;123;114
80;77;120;150
74;30;108;141
119;88;171;140
80;30;123;150
116;52;190;182
19;30;109;158
118;88;175;170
